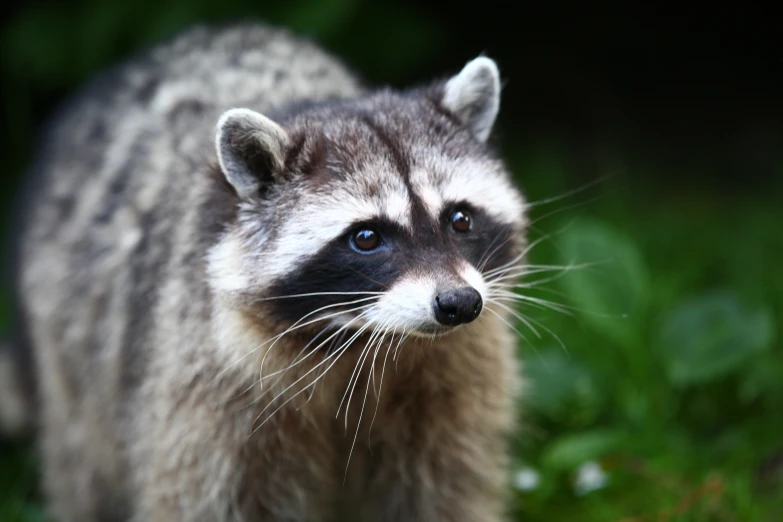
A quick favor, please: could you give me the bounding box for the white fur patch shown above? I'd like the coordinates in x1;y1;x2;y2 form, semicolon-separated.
411;155;526;227
382;189;412;225
364;274;438;332
439;159;524;225
458;261;488;302
206;235;253;293
410;171;444;221
357;268;487;335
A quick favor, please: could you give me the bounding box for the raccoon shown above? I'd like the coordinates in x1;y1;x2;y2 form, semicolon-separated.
5;22;530;522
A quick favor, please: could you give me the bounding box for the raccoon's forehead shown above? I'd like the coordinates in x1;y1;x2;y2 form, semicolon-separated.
283;106;525;229
277;152;523;239
290;158;412;228
407;155;524;225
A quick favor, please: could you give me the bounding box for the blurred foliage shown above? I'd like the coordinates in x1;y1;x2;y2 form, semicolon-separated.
510;166;783;520
2;1;782;521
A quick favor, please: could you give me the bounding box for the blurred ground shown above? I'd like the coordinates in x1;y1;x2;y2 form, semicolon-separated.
1;2;781;521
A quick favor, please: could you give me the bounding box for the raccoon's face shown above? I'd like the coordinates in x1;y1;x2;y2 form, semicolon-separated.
209;57;527;338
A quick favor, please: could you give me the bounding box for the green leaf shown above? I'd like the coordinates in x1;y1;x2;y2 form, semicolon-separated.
739;353;783;404
554;218;649;345
541;429;626;471
522;350;602;426
655;289;774;386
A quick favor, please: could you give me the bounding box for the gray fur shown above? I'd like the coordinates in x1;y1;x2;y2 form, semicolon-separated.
216;108;290;198
9;22;529;522
442;57;501;142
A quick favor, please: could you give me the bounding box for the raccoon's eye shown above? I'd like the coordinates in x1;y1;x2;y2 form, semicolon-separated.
451;210;472;233
351;229;382;252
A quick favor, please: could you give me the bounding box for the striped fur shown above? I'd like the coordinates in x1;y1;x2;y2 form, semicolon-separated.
13;22;528;522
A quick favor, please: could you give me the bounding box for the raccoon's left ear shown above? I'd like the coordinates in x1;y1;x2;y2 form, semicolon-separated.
441;57;501;142
215;108;290;199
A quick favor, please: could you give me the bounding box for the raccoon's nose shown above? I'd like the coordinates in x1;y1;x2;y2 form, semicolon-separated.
433;287;483;326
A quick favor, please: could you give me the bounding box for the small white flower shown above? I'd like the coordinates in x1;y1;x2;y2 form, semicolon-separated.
573;460;608;496
513;466;541;491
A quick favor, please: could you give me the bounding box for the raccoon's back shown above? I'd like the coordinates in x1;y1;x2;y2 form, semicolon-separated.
16;23;362;405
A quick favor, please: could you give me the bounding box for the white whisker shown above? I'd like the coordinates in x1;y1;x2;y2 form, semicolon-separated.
393;330;413;366
337;322;383;424
372;329;393;400
340;313;396;430
230;326;334;405
252;291;384;302
517;311;570;356
485;300;541;339
486;260;607;287
257;302;377;386
257;296;380;381
344;313;400;482
488;300;570;356
211;296;379;389
481;218;586;280
249;312;374;435
476;232;514;273
524;175;610;208
491;292;574;316
483;305;546;362
297;329;350;410
368;326;399;443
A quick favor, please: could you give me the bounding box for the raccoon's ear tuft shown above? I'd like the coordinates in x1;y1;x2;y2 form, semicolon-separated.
441;57;501;142
215;108;290;198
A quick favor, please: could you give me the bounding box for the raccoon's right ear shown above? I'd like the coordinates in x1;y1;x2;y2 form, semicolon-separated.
215;108;290;199
441;57;501;142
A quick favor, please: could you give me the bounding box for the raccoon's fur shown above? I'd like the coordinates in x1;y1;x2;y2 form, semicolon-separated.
7;22;530;522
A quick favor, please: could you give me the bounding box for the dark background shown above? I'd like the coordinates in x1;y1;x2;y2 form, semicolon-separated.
1;2;782;521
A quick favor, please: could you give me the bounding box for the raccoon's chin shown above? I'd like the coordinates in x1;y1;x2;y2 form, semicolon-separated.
410;325;459;338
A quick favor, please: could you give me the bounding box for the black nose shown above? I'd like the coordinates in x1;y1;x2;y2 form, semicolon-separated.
433;287;483;326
